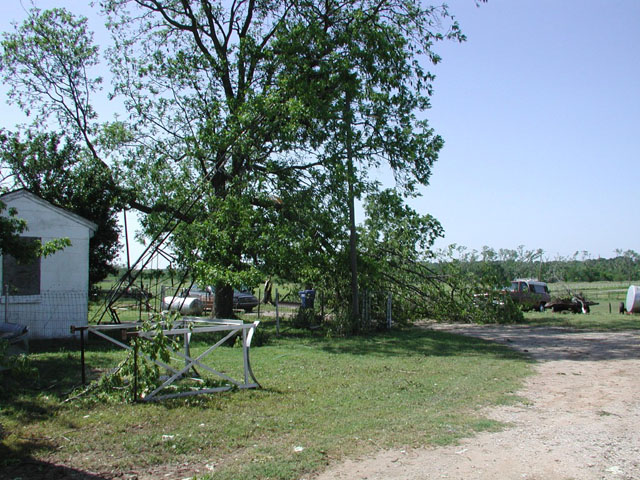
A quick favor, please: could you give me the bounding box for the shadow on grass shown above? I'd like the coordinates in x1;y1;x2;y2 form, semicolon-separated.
311;327;527;361
0;336;124;422
426;323;640;362
1;434;111;479
521;314;640;332
1;457;110;480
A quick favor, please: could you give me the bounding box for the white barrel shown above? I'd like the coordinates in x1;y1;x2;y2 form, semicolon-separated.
162;296;204;315
625;285;640;313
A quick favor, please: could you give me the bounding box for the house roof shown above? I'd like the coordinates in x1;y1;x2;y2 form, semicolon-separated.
1;189;98;235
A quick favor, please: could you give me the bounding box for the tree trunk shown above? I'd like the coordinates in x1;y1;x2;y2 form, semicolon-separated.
214;283;235;319
211;170;236;318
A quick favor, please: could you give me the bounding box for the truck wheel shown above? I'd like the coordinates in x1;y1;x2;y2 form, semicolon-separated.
538;303;545;312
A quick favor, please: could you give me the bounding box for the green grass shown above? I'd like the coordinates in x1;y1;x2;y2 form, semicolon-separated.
1;323;530;479
547;280;635;303
522;281;640;330
9;280;635;478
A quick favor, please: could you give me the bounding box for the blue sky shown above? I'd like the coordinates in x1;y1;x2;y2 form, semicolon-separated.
414;0;640;259
1;1;638;262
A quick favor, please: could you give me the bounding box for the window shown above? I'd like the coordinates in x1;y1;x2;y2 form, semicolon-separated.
2;237;41;296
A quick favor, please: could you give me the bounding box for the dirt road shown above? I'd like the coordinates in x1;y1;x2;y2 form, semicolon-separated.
315;324;640;480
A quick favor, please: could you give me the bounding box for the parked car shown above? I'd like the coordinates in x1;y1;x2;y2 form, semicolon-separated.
505;279;551;312
233;289;259;313
179;285;259;313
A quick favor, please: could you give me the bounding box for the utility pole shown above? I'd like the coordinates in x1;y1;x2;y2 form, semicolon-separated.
344;80;359;323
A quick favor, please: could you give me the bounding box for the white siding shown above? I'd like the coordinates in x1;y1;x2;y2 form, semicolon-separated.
1;191;96;339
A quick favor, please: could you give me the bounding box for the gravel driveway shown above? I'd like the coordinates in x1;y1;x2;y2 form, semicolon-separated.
315;324;640;480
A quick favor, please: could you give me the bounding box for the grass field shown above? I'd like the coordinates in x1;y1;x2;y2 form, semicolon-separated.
1;322;530;479
3;280;639;479
547;280;632;303
522;280;640;330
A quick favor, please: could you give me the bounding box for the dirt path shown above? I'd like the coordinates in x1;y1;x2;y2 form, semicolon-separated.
315;324;640;480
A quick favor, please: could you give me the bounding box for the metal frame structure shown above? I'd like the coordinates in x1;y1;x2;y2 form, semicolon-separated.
74;317;260;402
79;166;266;401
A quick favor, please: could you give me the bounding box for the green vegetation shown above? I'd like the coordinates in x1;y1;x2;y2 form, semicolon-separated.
548;281;633;302
0;132;122;286
1;324;529;479
434;246;640;288
0;1;465;323
521;281;640;331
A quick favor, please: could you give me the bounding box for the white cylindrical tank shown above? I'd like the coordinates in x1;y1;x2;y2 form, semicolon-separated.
625;285;640;313
162;296;204;315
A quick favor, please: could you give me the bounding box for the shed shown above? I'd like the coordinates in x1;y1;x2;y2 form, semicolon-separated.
1;189;97;339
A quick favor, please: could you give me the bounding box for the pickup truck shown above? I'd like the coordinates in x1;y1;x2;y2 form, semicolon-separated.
505;279;551;312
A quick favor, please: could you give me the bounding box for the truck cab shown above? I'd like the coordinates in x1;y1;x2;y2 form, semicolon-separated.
507;279;550;312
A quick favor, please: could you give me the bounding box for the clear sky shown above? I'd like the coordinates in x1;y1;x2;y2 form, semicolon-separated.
0;1;638;262
413;0;640;259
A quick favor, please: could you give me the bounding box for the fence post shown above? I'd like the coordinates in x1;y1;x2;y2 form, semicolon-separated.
4;284;8;323
387;292;392;329
257;287;261;319
80;328;86;385
275;288;280;336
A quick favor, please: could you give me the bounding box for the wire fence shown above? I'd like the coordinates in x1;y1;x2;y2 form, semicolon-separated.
95;283;392;332
359;289;393;330
1;290;89;339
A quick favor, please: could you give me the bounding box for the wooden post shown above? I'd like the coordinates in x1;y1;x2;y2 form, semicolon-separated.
257;287;261;319
71;326;87;386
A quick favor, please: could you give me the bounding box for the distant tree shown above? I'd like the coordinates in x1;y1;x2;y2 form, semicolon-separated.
0;130;121;286
614;249;640;282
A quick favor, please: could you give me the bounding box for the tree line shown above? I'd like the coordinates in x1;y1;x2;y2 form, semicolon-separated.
434;246;640;285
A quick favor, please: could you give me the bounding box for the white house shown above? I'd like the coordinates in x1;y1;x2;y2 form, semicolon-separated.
1;189;97;339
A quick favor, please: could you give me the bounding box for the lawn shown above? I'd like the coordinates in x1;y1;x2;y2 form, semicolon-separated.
7;280;637;479
1;321;530;479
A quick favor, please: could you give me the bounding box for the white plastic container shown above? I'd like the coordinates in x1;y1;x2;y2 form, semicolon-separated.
625;285;640;313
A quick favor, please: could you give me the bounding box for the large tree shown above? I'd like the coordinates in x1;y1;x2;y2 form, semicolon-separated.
101;0;463;317
1;1;465;319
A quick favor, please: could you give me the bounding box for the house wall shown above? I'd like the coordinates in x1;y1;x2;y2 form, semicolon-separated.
1;193;94;339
